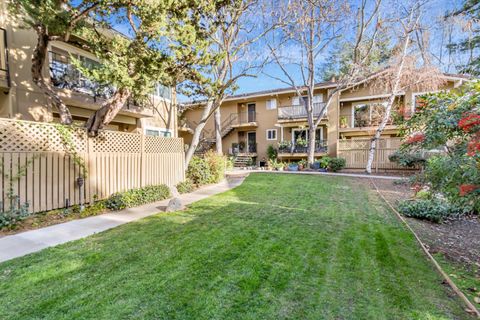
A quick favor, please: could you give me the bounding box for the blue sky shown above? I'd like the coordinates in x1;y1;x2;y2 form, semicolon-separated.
103;0;469;102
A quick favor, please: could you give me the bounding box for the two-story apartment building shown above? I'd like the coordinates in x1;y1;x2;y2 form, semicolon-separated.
179;73;468;168
0;0;176;137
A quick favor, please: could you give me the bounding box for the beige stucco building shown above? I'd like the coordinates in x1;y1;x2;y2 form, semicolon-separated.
179;74;468;166
0;0;177;137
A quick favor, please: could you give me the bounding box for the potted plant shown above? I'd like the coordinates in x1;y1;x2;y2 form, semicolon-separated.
295;137;307;153
340;116;348;128
288;162;299;171
238;141;245;152
319;156;331;172
278;140;291;153
298;159;308;170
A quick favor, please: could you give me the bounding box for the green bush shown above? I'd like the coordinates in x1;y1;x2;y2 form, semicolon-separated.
389;150;426;168
204;151;225;183
105;185;170;211
328;157;346;172
176;179;195;194
187;156;211;185
397;198;466;223
267;144;278;161
0;200;30;228
319;156;331;169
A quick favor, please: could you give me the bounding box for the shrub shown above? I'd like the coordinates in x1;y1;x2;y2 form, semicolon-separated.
318;156;331;169
267;144;278;161
0;200;30;228
204;151;225;183
176;179;195;194
388;150;426;168
105;185;170;210
226;156;235;170
328;157;346;172
397;198;466;223
187;156;211;185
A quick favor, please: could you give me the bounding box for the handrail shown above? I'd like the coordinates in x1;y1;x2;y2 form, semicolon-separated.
278;103;326;119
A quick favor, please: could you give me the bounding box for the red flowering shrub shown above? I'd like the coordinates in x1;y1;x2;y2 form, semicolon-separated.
404;132;425;145
458;113;480;133
459;184;479;196
467;136;480;157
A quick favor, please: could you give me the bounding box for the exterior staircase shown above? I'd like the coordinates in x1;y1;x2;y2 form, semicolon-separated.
194;114;237;155
233;154;252;168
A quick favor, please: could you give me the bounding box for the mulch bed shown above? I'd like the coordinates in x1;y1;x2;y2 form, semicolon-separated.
370;178;480;268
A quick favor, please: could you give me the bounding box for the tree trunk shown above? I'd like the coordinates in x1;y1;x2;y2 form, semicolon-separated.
185;100;215;167
85;87;131;136
214;107;223;155
366;29;412;173
307;126;316;165
32;24;72;125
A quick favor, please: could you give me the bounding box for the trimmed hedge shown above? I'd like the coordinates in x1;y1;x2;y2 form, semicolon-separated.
105;185;171;211
176;179;195;194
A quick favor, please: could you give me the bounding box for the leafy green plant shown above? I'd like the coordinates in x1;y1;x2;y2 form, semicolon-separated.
397;198;467;223
176;179;195;194
298;159;308;168
187;156;212;185
296;137;307;147
388;150;425;168
328;157;346;172
105;185;170;211
55;124;88;177
204;151;225;183
267;144;278;161
318;156;331;169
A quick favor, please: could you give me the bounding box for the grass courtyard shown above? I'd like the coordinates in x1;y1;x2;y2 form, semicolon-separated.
0;174;472;319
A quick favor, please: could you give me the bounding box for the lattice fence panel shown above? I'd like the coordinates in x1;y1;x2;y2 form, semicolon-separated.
145;136;184;153
0;119;87;152
92;130;142;153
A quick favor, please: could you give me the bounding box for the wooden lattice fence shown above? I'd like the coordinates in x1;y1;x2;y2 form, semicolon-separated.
0;119;185;214
337;138;411;171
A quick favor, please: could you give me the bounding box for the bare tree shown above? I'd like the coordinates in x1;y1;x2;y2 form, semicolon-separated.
183;0;275;166
365;1;446;173
267;0;383;165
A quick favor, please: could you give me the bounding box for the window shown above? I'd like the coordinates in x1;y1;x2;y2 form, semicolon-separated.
313;94;323;104
145;128;172;137
154;84;172;100
352;101;388;127
266;129;277;140
266;99;277;110
292;96;300;106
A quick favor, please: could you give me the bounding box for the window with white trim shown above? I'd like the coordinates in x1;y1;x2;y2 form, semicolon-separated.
292;96;300;106
266;129;277;140
266;99;277;110
313;94;323;103
145;128;172;137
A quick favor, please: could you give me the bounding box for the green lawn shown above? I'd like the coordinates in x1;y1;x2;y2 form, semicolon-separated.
0;174;472;319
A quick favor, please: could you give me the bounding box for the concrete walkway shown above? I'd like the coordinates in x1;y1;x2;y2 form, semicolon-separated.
0;177;246;263
227;169;406;180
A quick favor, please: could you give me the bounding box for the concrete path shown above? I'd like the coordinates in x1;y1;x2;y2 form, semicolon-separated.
228;169;406;180
0;177;246;263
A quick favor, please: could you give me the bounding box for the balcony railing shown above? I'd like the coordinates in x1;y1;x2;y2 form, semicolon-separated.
278;103;326;120
339;114;394;129
224;111;258;127
0;28;10;87
278;140;328;154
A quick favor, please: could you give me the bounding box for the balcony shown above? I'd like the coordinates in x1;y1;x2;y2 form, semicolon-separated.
278;103;326;121
339;114;396;132
277;140;328;157
226;111;258;128
49;51;153;117
0;28;10;90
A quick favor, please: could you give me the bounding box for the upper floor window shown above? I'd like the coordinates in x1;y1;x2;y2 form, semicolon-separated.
266;99;277;110
266;129;277;140
353;101;389;127
146;128;172;137
154;84;172;100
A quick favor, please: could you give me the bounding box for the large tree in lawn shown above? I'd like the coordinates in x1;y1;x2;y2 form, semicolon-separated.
268;0;384;165
76;0;222;136
10;0;107;125
182;0;274;166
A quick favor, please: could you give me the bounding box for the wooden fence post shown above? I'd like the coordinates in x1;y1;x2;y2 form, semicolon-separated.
140;134;145;188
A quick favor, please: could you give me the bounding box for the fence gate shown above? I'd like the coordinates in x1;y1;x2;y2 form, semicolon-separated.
0;119;185;214
337;138;407;171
